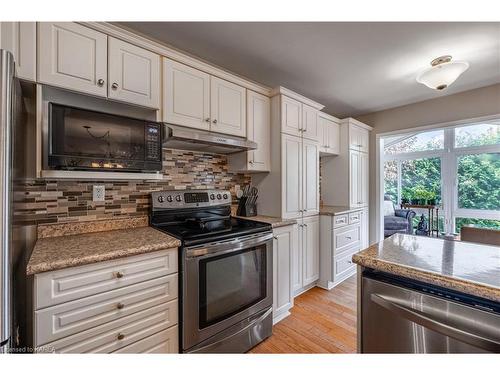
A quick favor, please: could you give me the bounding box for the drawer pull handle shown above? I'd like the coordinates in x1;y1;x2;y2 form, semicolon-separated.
346;236;352;240
115;271;124;279
117;333;125;340
116;302;125;310
347;260;353;264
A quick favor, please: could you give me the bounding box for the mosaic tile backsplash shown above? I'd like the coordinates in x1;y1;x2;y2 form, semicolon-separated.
14;149;251;226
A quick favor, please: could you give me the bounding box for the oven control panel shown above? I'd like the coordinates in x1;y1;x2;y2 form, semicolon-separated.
151;189;232;210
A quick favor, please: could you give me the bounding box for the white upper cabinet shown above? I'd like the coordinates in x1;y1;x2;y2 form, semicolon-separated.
163;58;210;130
302;215;320;286
108;37;160;109
301;104;319;142
38;22;108;98
302;139;319;216
318;114;340;155
0;22;36;81
281;134;302;219
210;76;246;137
281;95;302;137
349;124;369;153
247;90;270;171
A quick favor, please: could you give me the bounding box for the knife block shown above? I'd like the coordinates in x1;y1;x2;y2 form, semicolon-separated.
236;197;257;217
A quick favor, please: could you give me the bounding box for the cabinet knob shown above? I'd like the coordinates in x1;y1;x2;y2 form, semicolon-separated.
116;302;125;310
205;118;210;123
117;333;125;340
212;119;217;124
273;236;278;240
303;223;308;227
111;82;119;90
115;271;124;279
97;79;105;86
346;236;352;240
249;160;254;164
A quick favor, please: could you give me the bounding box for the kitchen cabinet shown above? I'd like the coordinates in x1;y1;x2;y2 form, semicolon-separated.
163;58;246;137
349;123;369;153
38;22;108;97
272;224;297;324
108;37;160;109
281;134;303;219
33;249;180;353
318;113;340;155
293;215;320;295
280;95;302;137
301;104;320;142
349;150;369;208
361;208;369;249
228;90;270;172
163;58;210;130
302;139;319;216
0;22;36;81
210;76;246;137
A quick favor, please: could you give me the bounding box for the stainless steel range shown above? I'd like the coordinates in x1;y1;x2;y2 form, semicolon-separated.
150;189;273;353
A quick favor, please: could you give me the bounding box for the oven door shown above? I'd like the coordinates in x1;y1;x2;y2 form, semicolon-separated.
182;232;273;351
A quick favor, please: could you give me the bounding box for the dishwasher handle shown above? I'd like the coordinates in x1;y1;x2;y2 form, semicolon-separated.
371;293;500;352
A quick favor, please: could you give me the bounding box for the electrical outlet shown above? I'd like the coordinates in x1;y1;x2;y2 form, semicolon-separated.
93;185;105;202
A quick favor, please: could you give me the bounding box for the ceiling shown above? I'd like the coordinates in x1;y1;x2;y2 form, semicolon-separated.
118;22;500;117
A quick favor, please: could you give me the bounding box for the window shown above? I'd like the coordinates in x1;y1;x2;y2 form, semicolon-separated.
384;129;444;155
401;157;441;204
457;153;499;210
455;123;500;148
384;161;397;203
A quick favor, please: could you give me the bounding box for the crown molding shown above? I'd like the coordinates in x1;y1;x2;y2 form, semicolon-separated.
270;86;325;110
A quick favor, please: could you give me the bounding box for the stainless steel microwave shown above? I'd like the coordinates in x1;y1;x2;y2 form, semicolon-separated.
48;103;162;172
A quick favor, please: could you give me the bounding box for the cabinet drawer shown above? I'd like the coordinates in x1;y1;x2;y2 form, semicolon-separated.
349;211;361;224
113;326;179;353
35;274;178;346
45;299;178;353
334;224;361;252
35;249;178;309
333;214;348;228
334;247;358;278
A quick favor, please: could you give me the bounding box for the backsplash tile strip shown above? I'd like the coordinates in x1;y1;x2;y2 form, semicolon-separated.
14;149;251;226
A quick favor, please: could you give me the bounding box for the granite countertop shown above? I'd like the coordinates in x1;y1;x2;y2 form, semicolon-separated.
239;215;297;229
352;233;500;302
27;226;181;275
319;205;363;216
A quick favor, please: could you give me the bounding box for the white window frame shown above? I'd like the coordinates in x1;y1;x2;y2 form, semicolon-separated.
377;114;500;239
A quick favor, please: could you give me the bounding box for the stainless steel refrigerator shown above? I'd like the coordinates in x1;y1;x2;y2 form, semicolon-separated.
1;49;34;353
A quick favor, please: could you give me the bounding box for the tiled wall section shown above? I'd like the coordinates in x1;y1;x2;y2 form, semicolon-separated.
14;149;251;226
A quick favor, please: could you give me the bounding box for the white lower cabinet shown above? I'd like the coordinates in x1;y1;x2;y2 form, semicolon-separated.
292;215;320;296
318;210;363;290
272;224;297;324
33;249;180;353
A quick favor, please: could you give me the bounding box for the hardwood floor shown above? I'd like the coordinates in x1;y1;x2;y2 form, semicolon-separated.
250;275;357;353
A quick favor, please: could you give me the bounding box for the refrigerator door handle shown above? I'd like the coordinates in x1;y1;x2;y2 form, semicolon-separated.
371;293;500;352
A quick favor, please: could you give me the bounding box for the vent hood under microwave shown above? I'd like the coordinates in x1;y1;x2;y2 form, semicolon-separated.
162;124;257;154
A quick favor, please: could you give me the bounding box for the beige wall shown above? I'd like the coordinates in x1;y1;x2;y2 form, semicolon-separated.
356;83;500;244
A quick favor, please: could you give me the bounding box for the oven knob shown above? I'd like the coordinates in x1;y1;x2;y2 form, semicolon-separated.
166;195;173;202
223;193;228;200
216;194;222;200
210;194;215;200
175;195;182;202
157;196;164;203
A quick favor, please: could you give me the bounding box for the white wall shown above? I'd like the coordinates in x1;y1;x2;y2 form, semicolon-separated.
356;83;500;244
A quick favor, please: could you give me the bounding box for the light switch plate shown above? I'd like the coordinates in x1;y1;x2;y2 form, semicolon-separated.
93;185;105;202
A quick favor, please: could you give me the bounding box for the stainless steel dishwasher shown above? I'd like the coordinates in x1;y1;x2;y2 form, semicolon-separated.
361;270;500;353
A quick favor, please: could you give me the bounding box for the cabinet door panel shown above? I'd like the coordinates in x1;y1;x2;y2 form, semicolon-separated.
360;151;369;206
281;96;302;137
292;222;304;293
0;22;36;81
38;22;107;97
328;121;340;154
303;216;319;285
302;104;319;142
163;58;210;130
302;139;319;215
281;134;302;219
273;227;294;319
108;37;160;108
349;151;361;207
210;76;246;137
247;90;270;171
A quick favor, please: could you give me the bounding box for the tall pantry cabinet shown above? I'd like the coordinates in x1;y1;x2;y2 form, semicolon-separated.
257;87;322;296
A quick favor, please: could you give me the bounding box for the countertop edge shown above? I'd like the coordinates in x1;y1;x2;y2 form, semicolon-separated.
352;253;500;302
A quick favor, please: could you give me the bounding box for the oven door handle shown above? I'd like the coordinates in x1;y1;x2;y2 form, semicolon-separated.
371;293;500;352
185;232;273;258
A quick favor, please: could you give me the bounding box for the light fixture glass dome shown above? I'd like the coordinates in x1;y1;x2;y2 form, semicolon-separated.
416;55;469;90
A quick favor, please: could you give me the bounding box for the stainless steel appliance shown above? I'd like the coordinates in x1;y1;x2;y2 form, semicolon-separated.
48;103;162;172
361;270;500;353
1;49;34;353
162;124;257;154
150;189;273;353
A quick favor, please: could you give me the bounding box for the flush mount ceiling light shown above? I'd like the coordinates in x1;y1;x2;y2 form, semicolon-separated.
416;55;469;90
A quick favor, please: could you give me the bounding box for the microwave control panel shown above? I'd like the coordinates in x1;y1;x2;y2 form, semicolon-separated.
145;124;161;161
